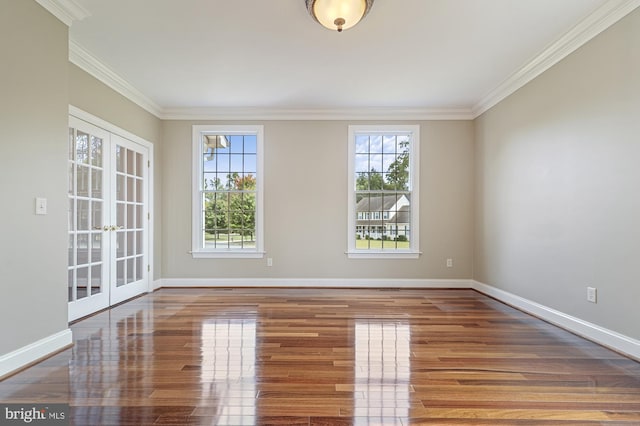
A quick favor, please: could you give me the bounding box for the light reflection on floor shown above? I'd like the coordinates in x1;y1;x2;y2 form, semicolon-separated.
354;321;410;425
201;318;257;425
4;289;640;424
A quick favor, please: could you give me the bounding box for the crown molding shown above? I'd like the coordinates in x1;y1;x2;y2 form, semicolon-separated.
472;0;640;118
35;0;90;26
65;0;639;121
69;39;472;121
159;106;474;121
69;40;164;117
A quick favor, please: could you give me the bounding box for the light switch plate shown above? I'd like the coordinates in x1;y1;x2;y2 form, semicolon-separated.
35;197;47;215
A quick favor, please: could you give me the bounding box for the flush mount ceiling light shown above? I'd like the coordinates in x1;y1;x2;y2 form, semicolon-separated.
306;0;374;32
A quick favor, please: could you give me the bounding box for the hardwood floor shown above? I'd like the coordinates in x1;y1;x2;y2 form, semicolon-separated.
1;288;639;425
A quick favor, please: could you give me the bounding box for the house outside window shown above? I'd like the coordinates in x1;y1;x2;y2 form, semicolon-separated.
347;125;420;258
191;125;264;258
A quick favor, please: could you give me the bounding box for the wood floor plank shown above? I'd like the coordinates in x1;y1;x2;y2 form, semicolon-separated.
1;288;639;424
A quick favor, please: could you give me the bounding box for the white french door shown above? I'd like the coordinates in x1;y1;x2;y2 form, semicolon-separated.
68;116;150;321
111;134;149;305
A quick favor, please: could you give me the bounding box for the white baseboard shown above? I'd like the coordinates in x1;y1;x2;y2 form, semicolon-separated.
0;329;73;378
2;280;634;381
156;277;471;289
152;279;163;291
471;280;640;361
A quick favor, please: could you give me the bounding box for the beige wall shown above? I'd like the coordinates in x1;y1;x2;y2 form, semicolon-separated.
474;9;640;339
0;0;69;354
6;0;637;367
69;64;162;145
162;120;474;280
68;64;163;279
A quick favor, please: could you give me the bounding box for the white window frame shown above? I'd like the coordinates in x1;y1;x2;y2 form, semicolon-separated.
191;125;264;258
347;125;420;259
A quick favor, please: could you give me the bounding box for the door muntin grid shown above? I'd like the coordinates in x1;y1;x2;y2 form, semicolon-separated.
114;145;145;287
68;127;106;302
68;117;149;320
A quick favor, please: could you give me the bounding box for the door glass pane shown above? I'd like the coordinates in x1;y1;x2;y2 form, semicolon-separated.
136;256;143;280
126;148;135;174
136;153;143;177
91;265;102;295
68;269;74;301
127;258;135;284
91;169;102;199
117;203;125;227
91;234;102;263
127;204;134;229
92;201;102;230
117;174;125;201
117;231;125;258
68;234;75;266
77;200;89;230
136;206;143;229
127;231;135;258
117;260;125;287
77;165;89;197
136;179;143;202
77;267;88;299
116;145;125;172
76;132;89;164
68;163;74;195
68;199;75;231
90;136;103;167
136;231;143;255
127;177;135;202
77;233;89;265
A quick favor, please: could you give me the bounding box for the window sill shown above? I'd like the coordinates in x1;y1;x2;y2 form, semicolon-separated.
191;250;265;259
346;250;421;259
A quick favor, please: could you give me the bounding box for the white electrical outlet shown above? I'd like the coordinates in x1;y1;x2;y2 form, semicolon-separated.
587;287;597;303
446;258;453;268
267;258;273;267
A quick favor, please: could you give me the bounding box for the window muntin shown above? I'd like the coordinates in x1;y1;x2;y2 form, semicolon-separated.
192;126;264;258
348;125;420;258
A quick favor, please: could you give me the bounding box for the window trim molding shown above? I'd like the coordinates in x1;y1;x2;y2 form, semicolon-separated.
191;125;264;258
347;125;420;259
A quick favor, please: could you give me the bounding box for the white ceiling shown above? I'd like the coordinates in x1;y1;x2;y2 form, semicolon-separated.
60;0;637;118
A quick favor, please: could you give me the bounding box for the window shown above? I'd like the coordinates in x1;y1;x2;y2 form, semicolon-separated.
348;125;420;258
192;125;264;258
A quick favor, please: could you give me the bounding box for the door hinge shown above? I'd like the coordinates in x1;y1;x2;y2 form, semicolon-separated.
147;264;150;272
148;212;150;220
148;160;150;168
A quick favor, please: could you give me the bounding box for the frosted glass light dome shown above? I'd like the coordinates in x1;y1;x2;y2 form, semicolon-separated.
306;0;374;32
